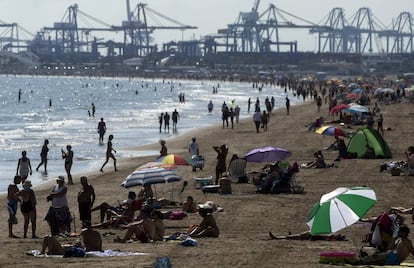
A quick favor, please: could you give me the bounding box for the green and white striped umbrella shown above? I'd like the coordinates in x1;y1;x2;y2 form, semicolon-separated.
306;186;376;235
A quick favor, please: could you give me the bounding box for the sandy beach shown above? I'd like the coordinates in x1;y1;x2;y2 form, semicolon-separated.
0;91;413;267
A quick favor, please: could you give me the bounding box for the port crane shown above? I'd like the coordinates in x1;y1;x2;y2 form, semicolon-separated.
116;1;197;56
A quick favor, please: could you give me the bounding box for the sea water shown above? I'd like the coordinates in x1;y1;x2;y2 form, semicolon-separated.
0;75;300;193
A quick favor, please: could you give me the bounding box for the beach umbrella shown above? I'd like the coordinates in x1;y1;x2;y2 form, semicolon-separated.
306;186;377;235
136;162;177;170
348;82;359;88
315;126;350;138
345;93;360;100
244;146;291;163
351;88;365;94
157;154;193;165
329;104;350;114
121;167;181;188
343;104;369;113
404;86;414;92
374;88;394;95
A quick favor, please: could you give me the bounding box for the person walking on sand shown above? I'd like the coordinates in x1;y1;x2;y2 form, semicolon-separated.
253;109;262;133
316;96;322;112
247;98;252;113
377;113;384;136
189;137;200;172
7;175;21;238
97;118;106;145
77;176;95;228
234;105;240;123
36;139;49;173
213;144;228;185
285;96;290;115
100;135;117;172
61;145;74;185
16;180;38;238
16;151;32;184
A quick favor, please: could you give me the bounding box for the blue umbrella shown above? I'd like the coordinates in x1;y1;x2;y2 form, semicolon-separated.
351;88;365;94
344;104;368;113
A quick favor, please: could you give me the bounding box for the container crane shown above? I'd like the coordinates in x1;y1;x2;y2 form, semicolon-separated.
119;1;197;57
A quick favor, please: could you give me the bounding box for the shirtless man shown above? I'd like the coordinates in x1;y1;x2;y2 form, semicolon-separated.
40;224;102;255
353;225;414;265
80;224;102;252
8;175;21;238
182;196;199;213
114;208;164;243
77;176;96;228
61;145;74;185
97;118;106;145
189;207;219;238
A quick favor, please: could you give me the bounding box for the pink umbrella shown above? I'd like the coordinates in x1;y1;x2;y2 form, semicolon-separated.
244;146;291;163
345;93;360;100
329;104;350;114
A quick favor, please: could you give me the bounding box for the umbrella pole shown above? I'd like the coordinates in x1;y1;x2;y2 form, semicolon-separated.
334;200;349;227
170;184;174;202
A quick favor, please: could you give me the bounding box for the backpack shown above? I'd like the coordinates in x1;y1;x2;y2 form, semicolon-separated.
153;256;172;268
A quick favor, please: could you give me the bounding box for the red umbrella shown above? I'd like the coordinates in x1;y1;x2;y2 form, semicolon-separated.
345;93;359;100
329;104;350;114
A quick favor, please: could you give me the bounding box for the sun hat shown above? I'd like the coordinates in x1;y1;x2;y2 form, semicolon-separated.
57;176;65;182
23;180;32;188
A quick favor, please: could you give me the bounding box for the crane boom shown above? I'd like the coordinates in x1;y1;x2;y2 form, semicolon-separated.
252;0;260;12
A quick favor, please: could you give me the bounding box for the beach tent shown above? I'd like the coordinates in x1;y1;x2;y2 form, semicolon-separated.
347;127;392;159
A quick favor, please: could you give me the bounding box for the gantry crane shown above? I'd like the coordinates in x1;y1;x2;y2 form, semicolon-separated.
116;1;197;57
213;0;323;53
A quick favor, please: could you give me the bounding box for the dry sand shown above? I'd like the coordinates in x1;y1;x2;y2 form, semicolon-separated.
0;95;413;268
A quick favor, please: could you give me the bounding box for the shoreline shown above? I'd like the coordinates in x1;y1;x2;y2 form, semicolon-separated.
19;99;311;196
0;75;303;194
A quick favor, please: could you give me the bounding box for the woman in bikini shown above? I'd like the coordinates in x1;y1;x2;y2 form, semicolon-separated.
16;180;38;238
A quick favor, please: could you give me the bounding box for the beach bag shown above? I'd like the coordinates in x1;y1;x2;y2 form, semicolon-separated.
153;256;172;268
168;211;186;220
371;224;382;247
63;247;86;258
238;175;248;183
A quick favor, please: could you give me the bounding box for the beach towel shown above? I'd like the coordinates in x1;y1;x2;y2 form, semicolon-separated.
27;249;151;258
85;250;151;257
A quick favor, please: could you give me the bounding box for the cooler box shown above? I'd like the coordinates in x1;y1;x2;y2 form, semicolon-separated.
202;185;220;194
319;252;355;264
219;178;232;194
192;155;205;171
193;177;213;189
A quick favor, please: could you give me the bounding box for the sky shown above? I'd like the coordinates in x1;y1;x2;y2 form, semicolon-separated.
0;0;412;52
